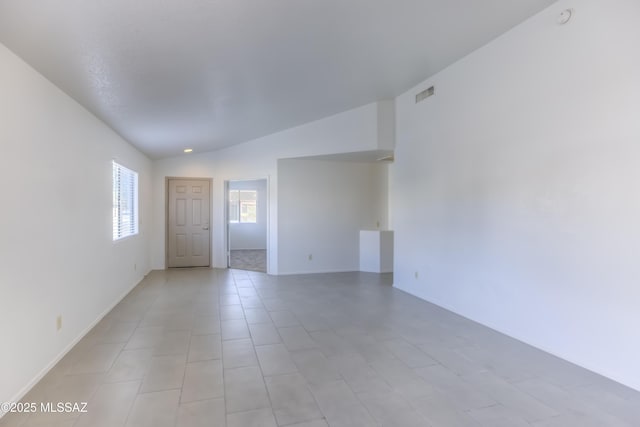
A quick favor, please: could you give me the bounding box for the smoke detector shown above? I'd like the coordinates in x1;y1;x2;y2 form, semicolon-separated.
557;9;573;25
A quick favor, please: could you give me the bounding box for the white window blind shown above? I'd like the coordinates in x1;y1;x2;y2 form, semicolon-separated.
228;189;257;223
112;161;139;240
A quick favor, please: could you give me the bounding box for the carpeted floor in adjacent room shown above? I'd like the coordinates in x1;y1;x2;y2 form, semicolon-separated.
229;249;267;273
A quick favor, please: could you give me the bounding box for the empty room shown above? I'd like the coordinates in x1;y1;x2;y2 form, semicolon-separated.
1;0;639;426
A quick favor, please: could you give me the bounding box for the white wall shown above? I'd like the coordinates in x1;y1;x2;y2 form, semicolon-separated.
0;43;152;408
151;101;393;273
391;0;640;390
229;179;267;250
278;159;388;274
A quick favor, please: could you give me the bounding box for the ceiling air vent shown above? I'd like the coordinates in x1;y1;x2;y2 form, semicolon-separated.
415;86;435;103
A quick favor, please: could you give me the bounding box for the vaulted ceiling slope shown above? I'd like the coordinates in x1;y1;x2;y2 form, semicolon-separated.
0;0;555;159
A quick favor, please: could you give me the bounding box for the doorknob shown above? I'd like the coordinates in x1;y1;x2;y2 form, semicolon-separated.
203;226;209;230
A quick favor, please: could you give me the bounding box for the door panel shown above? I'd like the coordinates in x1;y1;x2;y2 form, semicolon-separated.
168;179;210;267
192;234;203;256
192;199;202;225
176;199;186;225
176;234;187;258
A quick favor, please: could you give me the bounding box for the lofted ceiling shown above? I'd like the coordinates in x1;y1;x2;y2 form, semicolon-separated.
0;0;556;159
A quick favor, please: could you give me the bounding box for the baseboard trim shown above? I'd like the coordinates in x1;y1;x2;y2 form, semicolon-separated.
393;282;640;393
2;270;151;418
229;248;267;251
277;269;357;276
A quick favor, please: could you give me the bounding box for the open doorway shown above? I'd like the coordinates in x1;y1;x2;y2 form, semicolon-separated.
226;179;268;272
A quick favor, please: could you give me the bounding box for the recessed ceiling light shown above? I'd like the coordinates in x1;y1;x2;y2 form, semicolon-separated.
184;148;193;153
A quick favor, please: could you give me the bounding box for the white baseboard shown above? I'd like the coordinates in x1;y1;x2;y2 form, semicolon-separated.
276;269;357;276
392;282;640;393
2;270;151;418
229;248;267;251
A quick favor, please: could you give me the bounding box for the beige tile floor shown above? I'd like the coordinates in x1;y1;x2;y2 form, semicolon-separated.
1;269;640;426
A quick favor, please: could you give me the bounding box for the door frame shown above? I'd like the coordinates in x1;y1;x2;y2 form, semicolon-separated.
165;177;213;269
224;177;270;274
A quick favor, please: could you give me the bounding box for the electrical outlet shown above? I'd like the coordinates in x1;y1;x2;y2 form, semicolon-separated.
414;271;419;279
308;254;313;261
56;315;62;331
376;220;380;229
134;263;137;271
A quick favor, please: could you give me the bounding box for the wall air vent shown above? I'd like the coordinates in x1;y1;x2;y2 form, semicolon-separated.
415;86;435;103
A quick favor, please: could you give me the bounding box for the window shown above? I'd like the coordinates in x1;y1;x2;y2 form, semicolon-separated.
229;189;257;223
112;161;139;240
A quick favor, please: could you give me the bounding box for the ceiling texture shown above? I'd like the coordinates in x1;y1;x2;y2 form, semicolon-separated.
0;0;556;159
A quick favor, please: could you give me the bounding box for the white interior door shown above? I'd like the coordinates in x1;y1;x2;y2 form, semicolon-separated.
168;179;210;267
